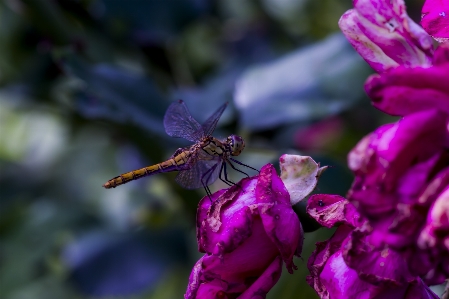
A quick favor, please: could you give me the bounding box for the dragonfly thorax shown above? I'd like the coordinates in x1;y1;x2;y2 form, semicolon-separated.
227;134;245;156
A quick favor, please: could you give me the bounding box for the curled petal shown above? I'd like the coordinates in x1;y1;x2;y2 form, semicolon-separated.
307;194;362;228
257;164;301;272
365;64;449;117
339;0;433;73
185;257;205;299
421;0;449;43
196;189;226;252
197;184;254;256
279;154;327;205
433;43;449;65
339;10;400;72
238;256;282;299
351;110;448;203
257;164;291;206
343;229;416;286
323;252;437;299
307;225;356;298
320;251;376;299
418;187;449;249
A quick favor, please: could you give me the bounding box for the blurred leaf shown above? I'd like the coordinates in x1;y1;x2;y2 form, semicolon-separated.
172;23;276;125
100;0;210;39
0;198;93;297
63;229;188;296
234;33;372;130
20;0;76;45
60;55;169;136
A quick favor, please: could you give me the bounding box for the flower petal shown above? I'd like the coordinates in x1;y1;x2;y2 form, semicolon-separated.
421;0;449;43
339;9;400;72
197;179;257;256
307;194;362;228
256;164;301;272
186;219;281;298
343;229;416;285
320;251;375;299
339;0;433;73
306;225;355;298
432;43;449;65
279;154;327;205
238;256;282;299
418;186;449;249
201;218;279;280
365;64;449;116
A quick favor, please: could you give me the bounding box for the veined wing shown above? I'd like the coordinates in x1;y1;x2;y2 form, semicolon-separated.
175;153;222;190
201;102;228;137
164;100;204;142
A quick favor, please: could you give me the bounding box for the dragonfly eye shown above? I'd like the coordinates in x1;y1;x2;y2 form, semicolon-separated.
229;135;245;156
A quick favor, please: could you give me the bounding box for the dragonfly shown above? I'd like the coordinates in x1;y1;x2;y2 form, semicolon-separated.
103;100;257;197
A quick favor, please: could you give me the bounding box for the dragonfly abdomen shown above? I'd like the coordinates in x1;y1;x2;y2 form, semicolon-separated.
103;151;191;189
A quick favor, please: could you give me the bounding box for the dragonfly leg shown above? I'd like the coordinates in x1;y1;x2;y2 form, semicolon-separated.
203;183;212;201
219;162;234;186
223;162;246;192
201;163;219;201
227;159;251;178
200;169;212;200
229;158;259;173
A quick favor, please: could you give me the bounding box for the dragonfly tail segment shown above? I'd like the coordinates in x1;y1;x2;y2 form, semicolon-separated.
103;164;160;189
103;152;191;189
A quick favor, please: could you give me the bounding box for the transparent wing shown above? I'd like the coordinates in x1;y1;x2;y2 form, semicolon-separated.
164;100;204;142
175;154;222;190
201;102;228;137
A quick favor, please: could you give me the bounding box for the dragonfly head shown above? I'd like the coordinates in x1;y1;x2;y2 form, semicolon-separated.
227;135;245;156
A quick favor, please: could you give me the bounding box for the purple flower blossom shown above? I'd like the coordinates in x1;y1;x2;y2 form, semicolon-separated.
336;0;449;287
347;109;449;284
306;194;440;299
185;163;303;299
364;44;449;116
421;0;449;43
338;0;434;73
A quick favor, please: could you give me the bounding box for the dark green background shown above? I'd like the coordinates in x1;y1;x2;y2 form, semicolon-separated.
0;0;425;298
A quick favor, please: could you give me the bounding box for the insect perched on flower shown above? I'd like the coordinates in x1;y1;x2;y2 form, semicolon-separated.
103;100;256;196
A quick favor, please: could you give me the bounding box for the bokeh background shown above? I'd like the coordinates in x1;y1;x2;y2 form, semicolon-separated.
0;0;426;298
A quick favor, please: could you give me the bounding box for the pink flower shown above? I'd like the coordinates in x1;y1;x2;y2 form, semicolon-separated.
185;164;303;299
421;0;449;43
347;109;449;284
364;44;449;116
337;0;449;291
338;0;434;73
306;194;439;299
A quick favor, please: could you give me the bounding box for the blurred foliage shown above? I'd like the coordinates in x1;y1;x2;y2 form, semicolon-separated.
0;0;422;298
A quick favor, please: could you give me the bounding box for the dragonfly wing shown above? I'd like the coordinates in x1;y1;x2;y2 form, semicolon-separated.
164;100;204;142
201;102;228;137
175;157;222;190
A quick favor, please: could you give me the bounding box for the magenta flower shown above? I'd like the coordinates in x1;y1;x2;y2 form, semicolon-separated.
185;163;303;299
364;44;449;116
421;0;449;43
339;0;434;73
306;194;439;299
337;0;449;285
347;109;449;284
